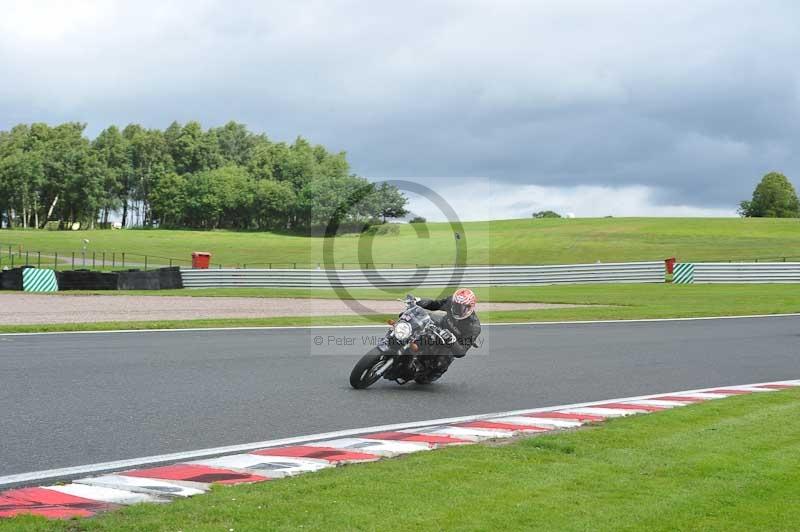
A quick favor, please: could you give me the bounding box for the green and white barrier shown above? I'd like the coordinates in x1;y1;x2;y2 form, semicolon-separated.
672;263;694;284
22;268;59;292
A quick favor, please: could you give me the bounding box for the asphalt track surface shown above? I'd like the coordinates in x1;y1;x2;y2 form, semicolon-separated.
1;316;798;476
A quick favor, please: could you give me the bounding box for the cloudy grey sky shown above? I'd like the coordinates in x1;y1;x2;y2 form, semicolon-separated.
1;0;798;219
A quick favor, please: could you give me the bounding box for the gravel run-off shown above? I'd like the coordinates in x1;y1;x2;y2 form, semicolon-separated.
0;294;591;325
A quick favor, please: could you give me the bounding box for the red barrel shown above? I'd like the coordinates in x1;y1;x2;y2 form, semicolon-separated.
665;257;676;274
191;252;212;269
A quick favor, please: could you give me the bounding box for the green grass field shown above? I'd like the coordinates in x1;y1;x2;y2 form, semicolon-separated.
2;284;798;333
4;388;798;531
2;217;800;268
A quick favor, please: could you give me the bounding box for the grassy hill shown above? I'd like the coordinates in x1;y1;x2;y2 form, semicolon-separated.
1;217;799;268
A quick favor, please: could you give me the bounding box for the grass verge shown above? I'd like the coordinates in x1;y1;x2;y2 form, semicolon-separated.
3;217;800;267
1;284;798;333
4;388;799;531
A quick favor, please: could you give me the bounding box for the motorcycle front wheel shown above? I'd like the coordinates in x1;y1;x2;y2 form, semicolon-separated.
349;348;389;389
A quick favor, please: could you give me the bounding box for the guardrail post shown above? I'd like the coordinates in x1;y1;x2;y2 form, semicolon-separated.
102;252;105;268
92;251;96;269
25;251;29;266
71;252;75;269
144;256;148;271
122;252;125;268
112;252;116;268
54;252;58;271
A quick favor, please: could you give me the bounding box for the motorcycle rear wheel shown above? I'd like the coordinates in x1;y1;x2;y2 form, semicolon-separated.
350;348;387;389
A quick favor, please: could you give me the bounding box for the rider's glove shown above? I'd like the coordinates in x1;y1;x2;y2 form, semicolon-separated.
439;328;457;345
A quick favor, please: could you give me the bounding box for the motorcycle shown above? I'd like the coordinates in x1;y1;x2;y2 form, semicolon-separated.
349;295;458;389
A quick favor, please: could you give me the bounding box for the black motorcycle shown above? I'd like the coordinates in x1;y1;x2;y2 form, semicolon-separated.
349;295;457;389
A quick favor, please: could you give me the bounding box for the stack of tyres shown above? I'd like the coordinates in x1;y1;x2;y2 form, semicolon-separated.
2;266;184;290
117;270;159;290
157;267;184;289
117;267;183;290
0;267;25;290
56;270;120;290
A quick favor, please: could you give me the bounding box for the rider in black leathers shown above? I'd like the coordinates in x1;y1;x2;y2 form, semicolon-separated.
416;289;481;379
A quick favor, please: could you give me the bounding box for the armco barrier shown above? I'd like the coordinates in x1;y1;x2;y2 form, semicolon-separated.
180;262;665;288
691;262;800;283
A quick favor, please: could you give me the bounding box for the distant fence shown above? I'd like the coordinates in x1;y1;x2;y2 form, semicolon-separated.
674;262;800;284
0;244;215;271
180;262;665;288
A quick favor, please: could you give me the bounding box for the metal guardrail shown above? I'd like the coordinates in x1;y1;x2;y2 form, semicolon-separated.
692;262;800;283
180;262;665;288
0;245;210;271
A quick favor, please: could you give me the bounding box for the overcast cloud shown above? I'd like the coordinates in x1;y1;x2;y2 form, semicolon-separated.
1;0;798;219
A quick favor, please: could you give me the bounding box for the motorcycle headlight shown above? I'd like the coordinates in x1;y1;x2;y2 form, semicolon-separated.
393;321;413;341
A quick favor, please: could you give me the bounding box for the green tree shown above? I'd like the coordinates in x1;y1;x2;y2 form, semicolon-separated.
280;137;318;190
248;141;283;181
149;172;186;227
532;210;562;218
0;125;33;227
0;146;45;228
163;121;182;157
120;124;145;227
299;174;375;230
0;120;379;232
213;121;260;166
172;121;222;175
92;126;130;226
371;182;409;222
182;166;252;229
128;128;173;226
252;179;296;230
40;123;101;227
739;172;800;218
182;170;222;229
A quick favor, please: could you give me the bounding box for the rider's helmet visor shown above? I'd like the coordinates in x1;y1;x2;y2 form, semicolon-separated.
451;301;473;320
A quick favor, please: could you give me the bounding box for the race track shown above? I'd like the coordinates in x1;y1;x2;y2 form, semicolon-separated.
1;316;798;476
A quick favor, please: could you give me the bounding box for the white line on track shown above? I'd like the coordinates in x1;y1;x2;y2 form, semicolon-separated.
1;312;799;337
2;378;797;489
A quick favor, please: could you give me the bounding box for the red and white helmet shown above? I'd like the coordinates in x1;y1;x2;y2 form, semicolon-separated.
451;288;477;320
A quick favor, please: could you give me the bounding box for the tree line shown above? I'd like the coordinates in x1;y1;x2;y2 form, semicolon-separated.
739;172;799;218
0;121;407;231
